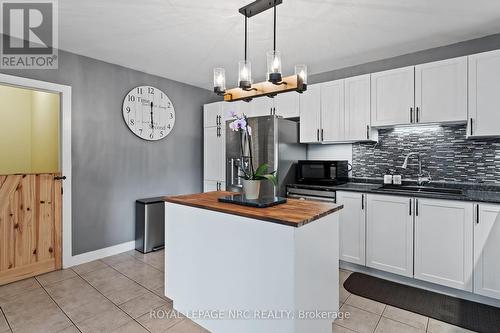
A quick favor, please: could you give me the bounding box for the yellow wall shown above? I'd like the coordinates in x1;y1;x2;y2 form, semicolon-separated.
0;85;59;174
31;90;60;173
0;85;32;174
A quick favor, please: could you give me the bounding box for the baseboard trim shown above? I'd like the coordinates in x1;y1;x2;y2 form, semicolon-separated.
64;241;136;268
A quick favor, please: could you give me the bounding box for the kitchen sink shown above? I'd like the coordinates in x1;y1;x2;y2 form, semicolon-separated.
377;185;464;196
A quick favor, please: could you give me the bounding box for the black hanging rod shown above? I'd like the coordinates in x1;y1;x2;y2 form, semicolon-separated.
239;0;283;18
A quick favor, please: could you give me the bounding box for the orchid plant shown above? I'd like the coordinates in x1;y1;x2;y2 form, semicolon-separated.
228;111;277;186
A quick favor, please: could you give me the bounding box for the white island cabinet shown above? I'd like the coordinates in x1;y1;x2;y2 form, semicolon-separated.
164;191;343;333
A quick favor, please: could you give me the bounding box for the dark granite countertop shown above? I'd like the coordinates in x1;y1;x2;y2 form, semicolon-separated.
287;180;500;204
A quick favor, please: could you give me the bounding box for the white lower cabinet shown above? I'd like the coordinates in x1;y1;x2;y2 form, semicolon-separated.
337;191;366;265
203;180;225;192
474;203;500;299
366;194;414;277
414;198;473;291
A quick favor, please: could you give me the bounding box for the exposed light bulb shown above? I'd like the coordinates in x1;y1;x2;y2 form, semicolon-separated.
240;67;249;80
272;56;280;72
216;74;224;85
298;70;305;79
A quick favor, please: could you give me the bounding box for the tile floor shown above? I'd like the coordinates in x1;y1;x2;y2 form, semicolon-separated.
0;251;477;333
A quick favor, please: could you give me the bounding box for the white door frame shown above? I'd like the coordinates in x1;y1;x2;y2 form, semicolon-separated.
0;73;72;268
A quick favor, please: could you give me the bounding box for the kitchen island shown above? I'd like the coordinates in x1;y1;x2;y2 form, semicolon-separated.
164;191;343;333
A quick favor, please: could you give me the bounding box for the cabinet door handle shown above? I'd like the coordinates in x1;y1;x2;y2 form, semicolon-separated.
416;107;420;123
321;129;324;141
317;129;320;141
410;107;414;123
361;194;364;210
366;125;369;140
476;204;480;224
415;199;419;216
470;118;473;136
409;198;412;215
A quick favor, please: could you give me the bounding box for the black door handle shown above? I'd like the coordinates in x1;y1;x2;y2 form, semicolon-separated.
54;176;66;180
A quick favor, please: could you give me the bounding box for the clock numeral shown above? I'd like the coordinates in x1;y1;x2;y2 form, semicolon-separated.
160;93;163;99
167;102;171;108
128;95;135;102
149;132;154;139
137;88;143;94
169;113;173;119
160;130;164;137
129;119;134;126
148;87;154;94
139;128;143;134
167;124;171;129
126;106;131;113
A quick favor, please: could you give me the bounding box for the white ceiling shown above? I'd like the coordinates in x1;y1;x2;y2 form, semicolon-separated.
59;0;500;90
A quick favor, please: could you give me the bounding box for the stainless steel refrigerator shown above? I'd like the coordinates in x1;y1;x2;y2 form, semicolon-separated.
226;115;306;197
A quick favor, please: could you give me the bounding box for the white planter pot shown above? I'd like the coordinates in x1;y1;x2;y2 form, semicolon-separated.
242;179;261;200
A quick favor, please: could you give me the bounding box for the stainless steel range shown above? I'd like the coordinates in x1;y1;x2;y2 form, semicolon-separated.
286;184;337;203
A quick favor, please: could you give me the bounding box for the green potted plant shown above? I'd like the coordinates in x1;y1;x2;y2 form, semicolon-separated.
228;111;277;199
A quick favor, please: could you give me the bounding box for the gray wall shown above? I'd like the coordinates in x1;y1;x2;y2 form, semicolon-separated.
1;50;215;255
310;33;500;84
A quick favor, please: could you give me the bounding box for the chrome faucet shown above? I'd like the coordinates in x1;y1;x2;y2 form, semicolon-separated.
401;152;431;186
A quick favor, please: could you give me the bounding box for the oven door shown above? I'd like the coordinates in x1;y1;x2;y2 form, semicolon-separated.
287;187;336;203
287;193;336;203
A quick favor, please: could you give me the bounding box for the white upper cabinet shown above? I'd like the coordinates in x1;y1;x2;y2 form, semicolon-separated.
299;84;321;143
203;102;222;128
474;203;500;299
345;74;372;141
320;80;345;142
337;191;366;266
371;66;415;127
414;198;473;291
274;92;299;118
366;194;414;277
468;49;500;137
415;57;467;123
246;97;274;118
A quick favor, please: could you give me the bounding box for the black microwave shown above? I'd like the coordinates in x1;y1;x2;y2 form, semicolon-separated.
296;160;349;185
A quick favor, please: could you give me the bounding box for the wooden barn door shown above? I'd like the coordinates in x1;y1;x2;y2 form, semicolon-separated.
0;174;62;285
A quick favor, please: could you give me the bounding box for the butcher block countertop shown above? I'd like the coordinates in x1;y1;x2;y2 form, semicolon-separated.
164;191;343;227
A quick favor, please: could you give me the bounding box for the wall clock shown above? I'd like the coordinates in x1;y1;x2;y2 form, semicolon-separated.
122;85;175;141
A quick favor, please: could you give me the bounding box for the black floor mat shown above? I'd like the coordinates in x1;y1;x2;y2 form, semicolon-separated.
344;272;500;333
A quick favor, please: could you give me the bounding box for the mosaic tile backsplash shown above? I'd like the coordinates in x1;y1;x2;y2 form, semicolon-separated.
352;124;500;184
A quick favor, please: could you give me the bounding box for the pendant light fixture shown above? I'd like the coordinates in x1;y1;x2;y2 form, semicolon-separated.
239;12;256;91
213;0;307;102
267;2;283;84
